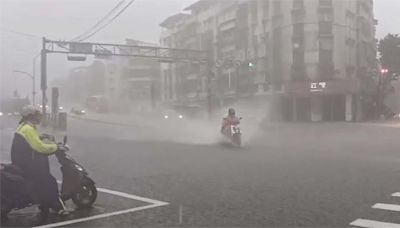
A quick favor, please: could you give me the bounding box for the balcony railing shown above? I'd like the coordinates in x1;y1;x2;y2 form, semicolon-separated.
319;0;332;8
293;0;304;10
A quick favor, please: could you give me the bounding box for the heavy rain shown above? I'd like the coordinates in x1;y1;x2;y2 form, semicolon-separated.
1;0;400;227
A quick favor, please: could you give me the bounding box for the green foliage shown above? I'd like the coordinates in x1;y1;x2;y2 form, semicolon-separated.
379;34;400;74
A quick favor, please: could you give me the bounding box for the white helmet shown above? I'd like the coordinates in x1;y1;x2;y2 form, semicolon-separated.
20;105;41;118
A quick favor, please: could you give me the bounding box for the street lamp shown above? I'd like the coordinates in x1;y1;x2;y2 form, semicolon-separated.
13;70;35;105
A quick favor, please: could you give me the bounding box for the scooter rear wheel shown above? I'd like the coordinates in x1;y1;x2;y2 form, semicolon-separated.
232;134;241;147
71;178;97;209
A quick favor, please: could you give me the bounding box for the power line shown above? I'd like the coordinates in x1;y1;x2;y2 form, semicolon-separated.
71;0;126;41
0;27;41;39
77;0;136;42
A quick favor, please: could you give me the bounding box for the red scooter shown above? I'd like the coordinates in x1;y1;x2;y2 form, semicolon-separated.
221;117;242;147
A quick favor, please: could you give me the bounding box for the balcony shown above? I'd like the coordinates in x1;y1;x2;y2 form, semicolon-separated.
219;20;236;32
291;8;305;22
318;0;333;13
319;0;332;8
318;63;335;80
357;0;371;13
293;0;304;9
292;24;305;42
318;22;333;37
291;64;307;81
345;37;356;46
319;12;333;23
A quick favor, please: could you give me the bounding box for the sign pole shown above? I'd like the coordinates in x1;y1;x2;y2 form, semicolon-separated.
41;37;47;115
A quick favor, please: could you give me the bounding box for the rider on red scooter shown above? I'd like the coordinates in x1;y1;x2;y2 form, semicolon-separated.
221;108;240;136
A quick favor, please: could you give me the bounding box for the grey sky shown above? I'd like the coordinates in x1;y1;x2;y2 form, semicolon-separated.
0;0;399;98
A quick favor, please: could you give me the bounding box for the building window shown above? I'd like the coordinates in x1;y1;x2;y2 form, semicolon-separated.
293;23;304;38
320;37;333;50
319;22;333;36
320;50;333;63
319;11;333;22
293;0;304;9
319;0;332;8
345;37;356;46
273;0;281;13
346;65;356;78
250;0;258;23
262;0;270;18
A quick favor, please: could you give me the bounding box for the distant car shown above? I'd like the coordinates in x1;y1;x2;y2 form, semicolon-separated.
50;106;64;112
172;104;204;119
38;104;49;109
71;108;86;116
162;110;183;120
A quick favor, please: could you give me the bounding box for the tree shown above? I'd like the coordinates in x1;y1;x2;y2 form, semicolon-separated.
379;34;400;74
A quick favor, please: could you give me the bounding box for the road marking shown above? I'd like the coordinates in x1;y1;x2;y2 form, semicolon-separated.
56;181;165;205
33;204;166;228
33;186;169;228
350;219;400;228
372;203;400;212
393;192;400;197
96;187;167;205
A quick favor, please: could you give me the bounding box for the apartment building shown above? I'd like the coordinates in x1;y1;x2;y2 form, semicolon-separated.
103;39;161;112
160;0;376;121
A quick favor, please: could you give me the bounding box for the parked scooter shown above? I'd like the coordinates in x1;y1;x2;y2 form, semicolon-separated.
0;136;97;221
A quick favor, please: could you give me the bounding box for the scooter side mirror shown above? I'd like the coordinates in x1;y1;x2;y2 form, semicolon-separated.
63;136;68;145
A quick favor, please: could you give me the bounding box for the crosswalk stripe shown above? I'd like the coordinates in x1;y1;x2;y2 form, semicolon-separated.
393;192;400;197
350;219;400;228
372;203;400;212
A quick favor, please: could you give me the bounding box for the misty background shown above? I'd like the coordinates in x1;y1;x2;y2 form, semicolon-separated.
0;0;399;99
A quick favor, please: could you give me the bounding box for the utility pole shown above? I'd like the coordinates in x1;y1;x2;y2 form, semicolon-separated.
41;37;47;115
32;53;41;106
377;68;389;118
207;69;212;120
207;49;214;120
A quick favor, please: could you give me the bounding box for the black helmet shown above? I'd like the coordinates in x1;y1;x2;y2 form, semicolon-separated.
228;108;235;116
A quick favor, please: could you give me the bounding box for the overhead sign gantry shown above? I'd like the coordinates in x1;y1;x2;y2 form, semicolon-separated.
40;38;211;115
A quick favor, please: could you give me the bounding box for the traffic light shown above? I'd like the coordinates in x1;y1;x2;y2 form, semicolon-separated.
248;62;255;68
381;68;389;74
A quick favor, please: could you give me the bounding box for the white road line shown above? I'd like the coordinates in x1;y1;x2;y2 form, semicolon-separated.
96;187;168;205
393;192;400;197
56;180;167;206
350;219;400;228
34;183;169;228
372;203;400;212
33;203;167;228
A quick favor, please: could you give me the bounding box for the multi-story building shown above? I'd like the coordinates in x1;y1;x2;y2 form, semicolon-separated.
64;62;106;104
103;39;161;112
160;0;376;121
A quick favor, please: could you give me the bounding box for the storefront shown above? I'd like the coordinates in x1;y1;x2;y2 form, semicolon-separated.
273;79;361;122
